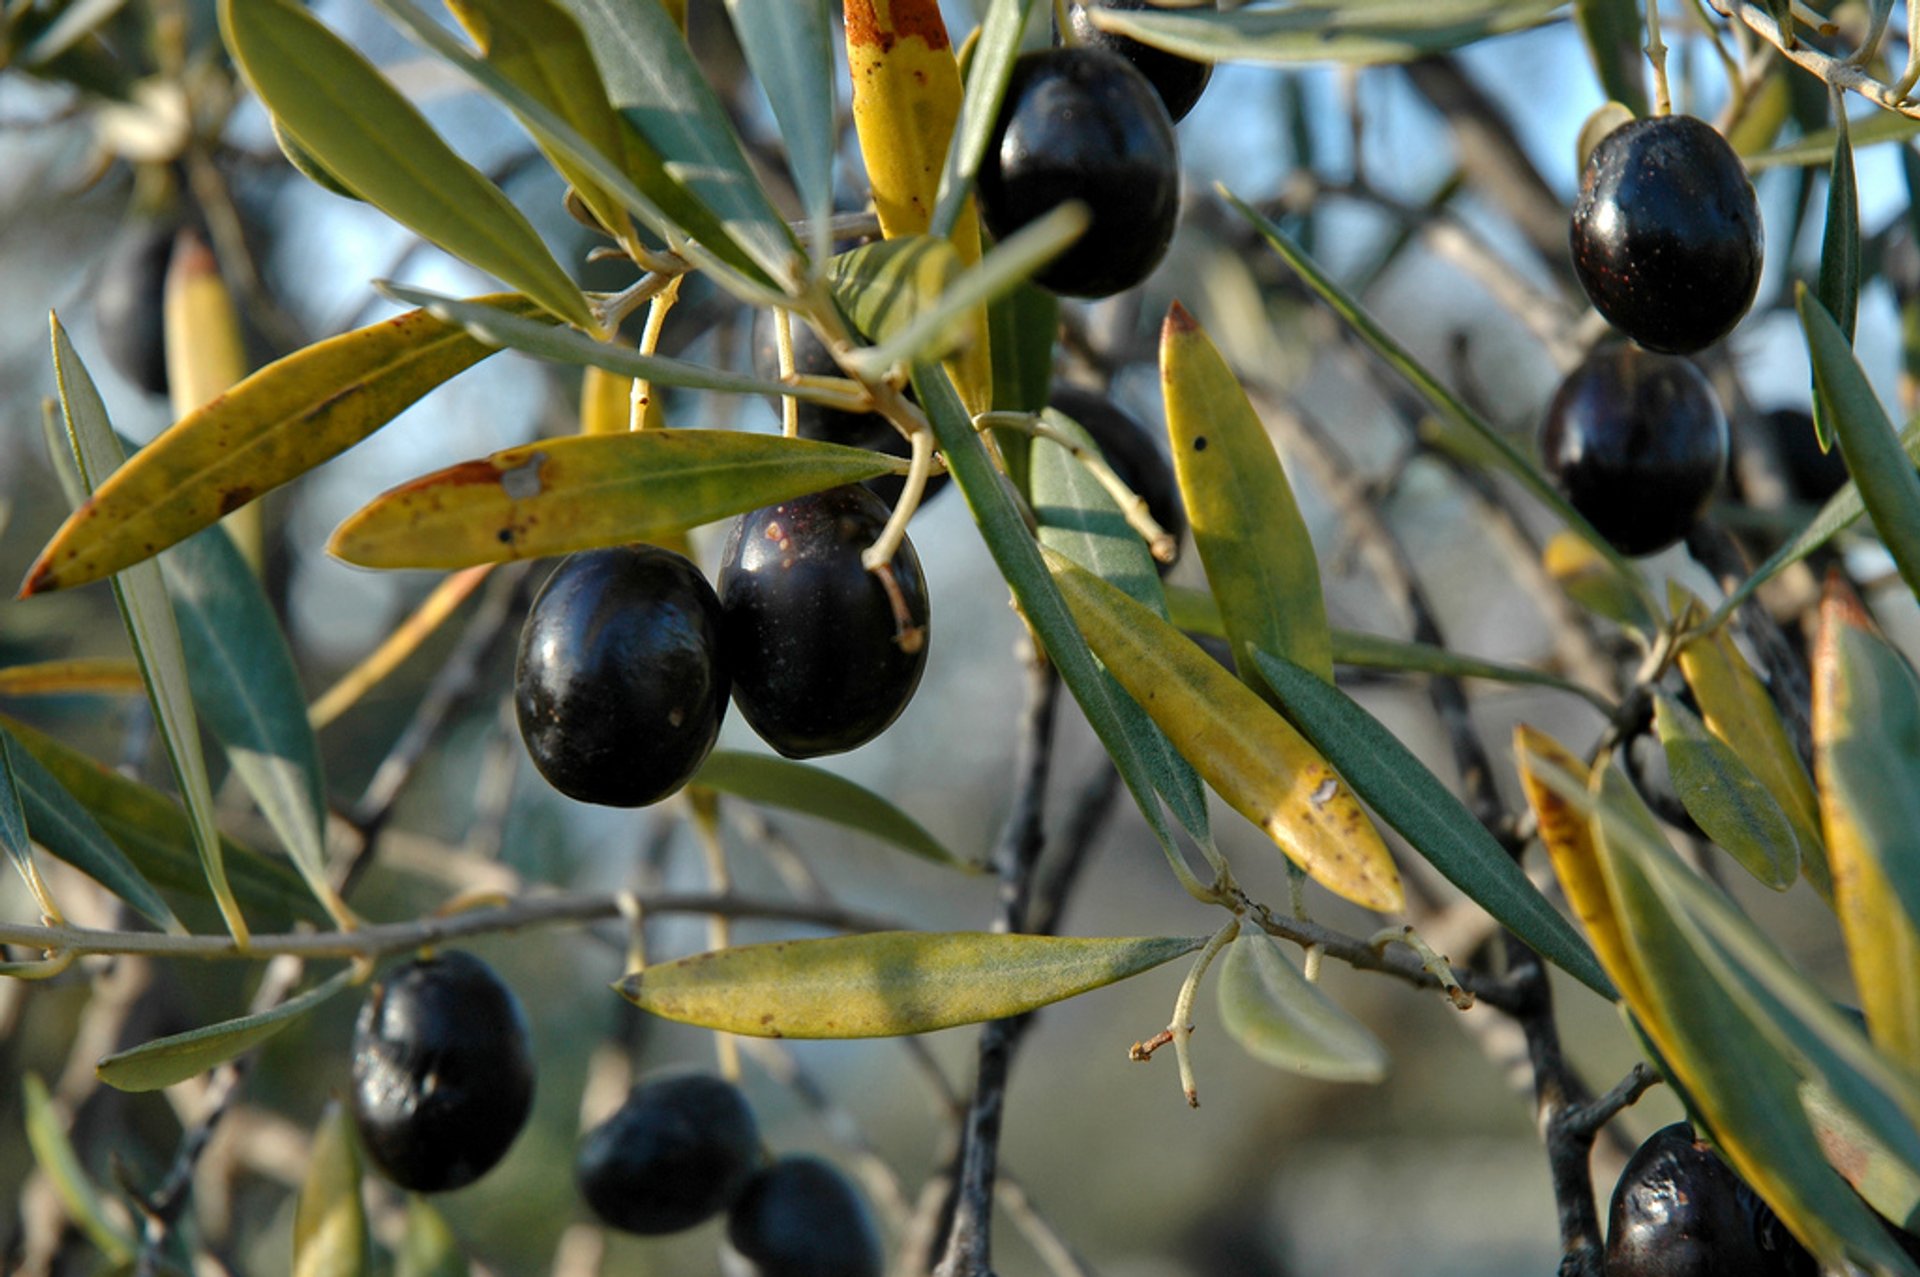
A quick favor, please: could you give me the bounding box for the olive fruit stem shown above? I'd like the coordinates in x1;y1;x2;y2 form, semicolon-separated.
1645;0;1673;117
589;268;680;335
1893;0;1920;98
859;425;938;582
1851;0;1896;66
773;307;800;437
1368;924;1473;1010
1709;0;1920;116
630;275;683;431
974;411;1178;563
1162;916;1239;1108
687;790;743;1083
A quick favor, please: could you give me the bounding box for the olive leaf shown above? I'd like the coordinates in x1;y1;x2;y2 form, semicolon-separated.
618;931;1202;1037
96;967;357;1092
1216;932;1390;1081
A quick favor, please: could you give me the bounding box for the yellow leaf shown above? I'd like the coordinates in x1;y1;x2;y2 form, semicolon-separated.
1047;548;1402;912
619;931;1202;1037
164;230;260;569
0;659;144;698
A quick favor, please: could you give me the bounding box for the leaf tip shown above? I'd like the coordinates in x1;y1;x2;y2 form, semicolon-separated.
1164;300;1199;338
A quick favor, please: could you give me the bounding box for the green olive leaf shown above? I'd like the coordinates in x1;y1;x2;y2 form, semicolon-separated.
690;751;969;870
1653;691;1798;890
219;0;591;328
23;1074;135;1264
96;967;356;1092
1814;86;1860;452
1084;0;1561;63
1216;932;1389;1081
618;931;1202;1037
327;430;899;571
395;1198;469;1277
1573;0;1647;117
723;0;837;268
22;297;542;597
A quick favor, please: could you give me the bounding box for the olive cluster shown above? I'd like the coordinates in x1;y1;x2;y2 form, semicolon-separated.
1544;114;1769;558
346;958;882;1273
512;484;931;805
976;0;1216;299
577;1071;884;1277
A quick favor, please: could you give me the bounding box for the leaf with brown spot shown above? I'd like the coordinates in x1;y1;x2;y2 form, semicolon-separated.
23;297;546;596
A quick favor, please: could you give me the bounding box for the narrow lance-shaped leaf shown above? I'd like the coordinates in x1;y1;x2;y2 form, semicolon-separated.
1216;932;1389;1082
22;297;544;597
1227;191;1656;616
1085;0;1562;65
295;1105;370;1277
23;1074;135;1264
929;0;1039;240
1813;576;1920;1069
1672;584;1828;896
843;0;992;413
723;0;837;269
0;735;58;921
50;316;243;942
619;931;1202;1037
396;1198;469;1277
164;230;261;568
1252;651;1611;997
96;967;357;1092
556;0;804;290
1047;551;1404;913
163;523;340;923
1033;411;1212;847
1653;691;1798;890
691;750;968;870
218;0;593;329
1745;109;1920;171
0;713;322;927
0;659;143;697
1574;0;1647;117
328;430;898;571
1162;301;1331;686
1814;85;1860;451
1803;283;1920;605
912;359;1216;898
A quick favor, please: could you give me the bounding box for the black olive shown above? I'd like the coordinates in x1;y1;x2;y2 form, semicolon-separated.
1763;408;1850;506
977;45;1180;299
95;222;176;398
1570;114;1763;355
1063;0;1214;123
576;1071;763;1235
1048;383;1186;571
349;950;535;1194
726;1155;884;1277
1607;1123;1792;1276
718;486;929;759
749;311;942;507
1539;346;1728;557
514;545;729;807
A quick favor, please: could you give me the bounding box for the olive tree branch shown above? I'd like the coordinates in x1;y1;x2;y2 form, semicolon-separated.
1708;0;1920;112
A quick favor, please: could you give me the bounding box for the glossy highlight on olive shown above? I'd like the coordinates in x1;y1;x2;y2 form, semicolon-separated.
1571;114;1763;355
1606;1123;1813;1277
576;1071;763;1236
1539;346;1728;557
727;1155;884;1277
514;545;729;807
1063;0;1215;123
977;45;1180;299
349;950;535;1194
718;486;930;760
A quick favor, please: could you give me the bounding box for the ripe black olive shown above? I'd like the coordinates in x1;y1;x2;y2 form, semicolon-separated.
1764;408;1850;506
349;950;535;1194
749;312;942;507
726;1155;884;1277
1048;383;1186;571
1571;114;1763;355
95;222;176;397
515;545;729;807
718;486;929;759
1607;1123;1793;1276
1539;346;1728;557
1063;0;1215;123
977;45;1179;299
576;1071;763;1235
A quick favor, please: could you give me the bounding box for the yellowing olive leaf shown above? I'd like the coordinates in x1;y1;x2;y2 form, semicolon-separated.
1802;283;1920;605
51;317;240;942
1672;585;1827;896
1255;652;1611;998
1813;579;1920;1068
23;1074;134;1264
328;430;899;570
1653;691;1798;890
1216;932;1389;1081
0;713;322;928
96;967;355;1092
1544;528;1657;632
395;1198;468;1277
218;0;593;329
1046;549;1403;912
295;1105;370;1277
691;750;967;869
0;659;143;697
22;297;542;596
618;931;1201;1037
1162;301;1331;685
1513;726;1638;1006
